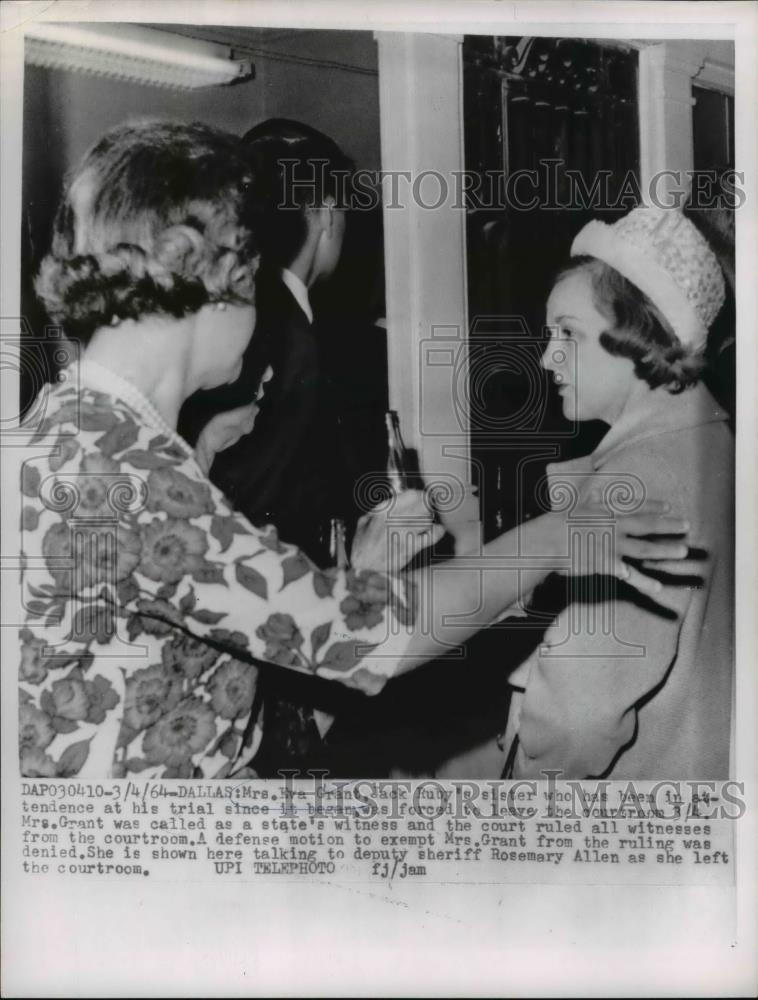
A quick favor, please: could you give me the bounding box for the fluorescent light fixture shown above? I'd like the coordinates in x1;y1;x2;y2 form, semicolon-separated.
25;22;254;90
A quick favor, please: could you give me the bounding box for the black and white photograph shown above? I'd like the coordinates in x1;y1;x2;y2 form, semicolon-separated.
1;1;755;996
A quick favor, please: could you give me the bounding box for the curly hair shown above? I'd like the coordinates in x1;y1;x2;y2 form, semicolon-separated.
555;256;705;392
35;120;261;342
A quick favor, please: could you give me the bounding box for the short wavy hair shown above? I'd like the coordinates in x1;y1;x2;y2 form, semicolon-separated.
240;118;354;268
35;119;261;342
555;256;705;392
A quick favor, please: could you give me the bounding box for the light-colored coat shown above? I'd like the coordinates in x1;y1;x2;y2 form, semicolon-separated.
508;382;734;778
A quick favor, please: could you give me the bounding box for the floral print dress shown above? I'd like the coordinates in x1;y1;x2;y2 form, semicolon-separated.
19;361;417;779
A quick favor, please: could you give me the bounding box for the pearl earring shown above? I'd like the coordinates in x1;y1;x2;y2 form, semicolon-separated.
216;302;227;312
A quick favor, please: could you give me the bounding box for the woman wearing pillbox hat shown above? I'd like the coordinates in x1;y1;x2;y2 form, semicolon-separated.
501;205;734;780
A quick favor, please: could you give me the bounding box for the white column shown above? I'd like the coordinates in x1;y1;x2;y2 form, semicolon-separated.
376;31;478;525
638;41;711;203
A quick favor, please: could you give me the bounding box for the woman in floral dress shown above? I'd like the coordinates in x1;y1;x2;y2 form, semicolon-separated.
18;120;693;779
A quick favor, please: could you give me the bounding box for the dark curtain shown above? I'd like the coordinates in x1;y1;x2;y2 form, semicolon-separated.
463;37;640;538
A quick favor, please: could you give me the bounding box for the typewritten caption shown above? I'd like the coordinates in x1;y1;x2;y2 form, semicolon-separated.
18;778;740;885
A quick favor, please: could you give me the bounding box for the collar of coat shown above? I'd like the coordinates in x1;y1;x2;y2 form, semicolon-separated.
548;381;729;482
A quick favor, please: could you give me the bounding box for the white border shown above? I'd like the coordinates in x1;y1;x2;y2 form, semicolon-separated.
1;2;756;997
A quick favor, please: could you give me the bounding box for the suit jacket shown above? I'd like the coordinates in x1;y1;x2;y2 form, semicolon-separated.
207;270;344;561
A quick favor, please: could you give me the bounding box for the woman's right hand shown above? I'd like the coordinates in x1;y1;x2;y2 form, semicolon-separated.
195;402;259;475
195;367;274;475
555;499;701;600
351;489;445;575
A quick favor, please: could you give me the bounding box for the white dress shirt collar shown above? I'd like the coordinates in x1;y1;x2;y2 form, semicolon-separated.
280;268;313;324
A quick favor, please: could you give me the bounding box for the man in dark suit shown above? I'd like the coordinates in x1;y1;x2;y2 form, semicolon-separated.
179;120;356;772
181;120;353;562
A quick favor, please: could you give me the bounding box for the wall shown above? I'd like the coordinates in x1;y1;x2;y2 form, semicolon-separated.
22;62;264;256
22;28;379;189
260;30;380;171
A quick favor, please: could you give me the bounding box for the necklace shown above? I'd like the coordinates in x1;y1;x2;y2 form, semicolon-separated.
74;359;194;458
